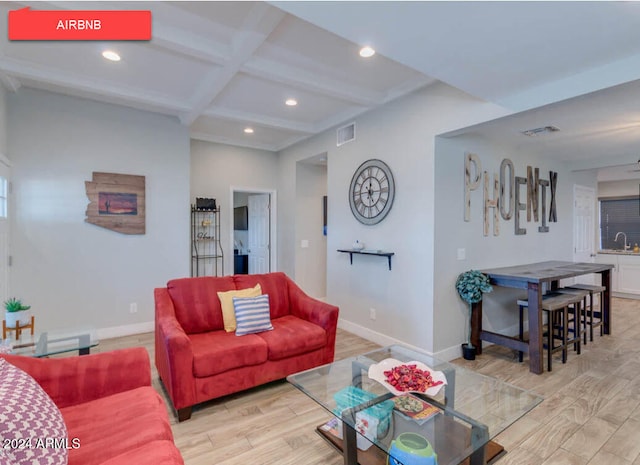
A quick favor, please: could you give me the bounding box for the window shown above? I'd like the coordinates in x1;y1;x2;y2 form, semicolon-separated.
599;196;640;249
0;177;6;218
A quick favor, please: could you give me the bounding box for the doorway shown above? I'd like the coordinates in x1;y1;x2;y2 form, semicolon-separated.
230;188;276;275
573;184;596;284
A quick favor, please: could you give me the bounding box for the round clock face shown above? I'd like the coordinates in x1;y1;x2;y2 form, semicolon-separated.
349;159;396;225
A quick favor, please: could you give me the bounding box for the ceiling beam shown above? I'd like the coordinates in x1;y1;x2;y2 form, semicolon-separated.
191;131;278;152
241;57;383;107
0;72;21;92
202;107;314;134
151;23;231;66
180;4;286;125
0;56;189;115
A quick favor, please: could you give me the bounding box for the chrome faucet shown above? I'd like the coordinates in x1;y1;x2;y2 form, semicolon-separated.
615;232;630;250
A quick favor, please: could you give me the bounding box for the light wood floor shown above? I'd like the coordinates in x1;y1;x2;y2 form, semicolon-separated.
97;297;640;465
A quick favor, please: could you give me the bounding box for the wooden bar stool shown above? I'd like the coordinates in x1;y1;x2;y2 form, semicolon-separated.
555;288;590;347
518;293;584;371
566;283;605;342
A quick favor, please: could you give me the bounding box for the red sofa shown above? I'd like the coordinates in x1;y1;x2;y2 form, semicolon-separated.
155;272;339;421
1;348;183;465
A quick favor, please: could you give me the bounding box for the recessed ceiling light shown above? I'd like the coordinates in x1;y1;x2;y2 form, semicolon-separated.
244;127;254;134
102;50;121;62
359;46;376;58
285;98;298;107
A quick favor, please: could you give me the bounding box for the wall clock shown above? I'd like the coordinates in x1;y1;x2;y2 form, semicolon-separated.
349;159;396;225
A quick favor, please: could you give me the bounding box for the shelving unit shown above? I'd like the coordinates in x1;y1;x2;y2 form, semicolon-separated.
337;249;395;270
191;205;224;277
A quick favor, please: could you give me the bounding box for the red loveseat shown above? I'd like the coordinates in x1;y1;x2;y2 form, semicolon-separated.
1;348;183;465
155;272;339;421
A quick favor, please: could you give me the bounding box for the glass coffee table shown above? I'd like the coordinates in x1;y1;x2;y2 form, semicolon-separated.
287;345;542;465
2;327;99;357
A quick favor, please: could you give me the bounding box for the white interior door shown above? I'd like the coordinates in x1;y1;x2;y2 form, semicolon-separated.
248;194;270;274
0;160;10;304
573;185;596;284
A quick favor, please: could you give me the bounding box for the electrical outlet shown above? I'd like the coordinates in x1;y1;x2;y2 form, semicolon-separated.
129;303;138;314
369;308;376;320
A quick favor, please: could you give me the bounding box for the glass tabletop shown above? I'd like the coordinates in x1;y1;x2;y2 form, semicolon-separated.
287;345;542;465
1;327;99;357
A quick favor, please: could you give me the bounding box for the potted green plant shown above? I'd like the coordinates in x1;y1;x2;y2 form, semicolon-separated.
4;297;31;328
455;270;492;360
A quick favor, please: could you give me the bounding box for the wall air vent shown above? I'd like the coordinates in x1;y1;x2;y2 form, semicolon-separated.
521;125;560;137
337;122;356;147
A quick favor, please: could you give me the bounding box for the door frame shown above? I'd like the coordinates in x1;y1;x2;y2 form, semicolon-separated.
229;186;277;274
573;184;596;263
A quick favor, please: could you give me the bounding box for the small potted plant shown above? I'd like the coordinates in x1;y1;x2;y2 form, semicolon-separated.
455;270;493;360
4;297;31;328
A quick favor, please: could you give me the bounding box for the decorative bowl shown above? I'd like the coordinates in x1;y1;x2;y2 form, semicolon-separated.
388;433;437;465
368;358;447;397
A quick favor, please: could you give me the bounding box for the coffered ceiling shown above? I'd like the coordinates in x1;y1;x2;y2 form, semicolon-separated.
0;1;433;151
1;1;640;164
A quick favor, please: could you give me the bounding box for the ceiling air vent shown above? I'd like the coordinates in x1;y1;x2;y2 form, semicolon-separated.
337;122;356;147
521;125;560;137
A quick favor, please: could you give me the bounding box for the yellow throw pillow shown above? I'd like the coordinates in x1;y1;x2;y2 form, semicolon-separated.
218;284;262;332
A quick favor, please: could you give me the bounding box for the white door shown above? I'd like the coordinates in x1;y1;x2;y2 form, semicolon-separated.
573;185;596;284
0;160;10;304
248;194;270;274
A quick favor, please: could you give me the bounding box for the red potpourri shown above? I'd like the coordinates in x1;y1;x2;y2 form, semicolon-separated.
383;364;443;392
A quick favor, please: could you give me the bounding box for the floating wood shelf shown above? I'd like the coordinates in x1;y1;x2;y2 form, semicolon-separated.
337;249;395;270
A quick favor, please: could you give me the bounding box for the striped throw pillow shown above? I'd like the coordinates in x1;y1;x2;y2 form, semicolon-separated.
233;294;274;336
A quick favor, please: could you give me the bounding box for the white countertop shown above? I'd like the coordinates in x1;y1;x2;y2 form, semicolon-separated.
598;249;640;256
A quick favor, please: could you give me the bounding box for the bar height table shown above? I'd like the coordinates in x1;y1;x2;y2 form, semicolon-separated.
471;261;613;374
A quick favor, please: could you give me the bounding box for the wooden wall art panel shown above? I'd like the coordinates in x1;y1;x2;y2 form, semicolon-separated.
483;171;500;236
85;172;145;235
514;176;527;235
464;152;481;221
464;153;559;236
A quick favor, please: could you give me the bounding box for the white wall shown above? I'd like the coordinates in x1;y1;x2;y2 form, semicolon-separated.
7;88;190;336
278;82;509;354
295;162;327;298
598;179;640;197
190;140;278;275
0;86;7;155
433;134;598;358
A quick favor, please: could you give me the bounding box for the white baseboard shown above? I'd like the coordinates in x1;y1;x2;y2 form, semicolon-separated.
432;344;467;362
339;319;521;363
97;321;154;340
337;318;434;357
613;292;640;300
